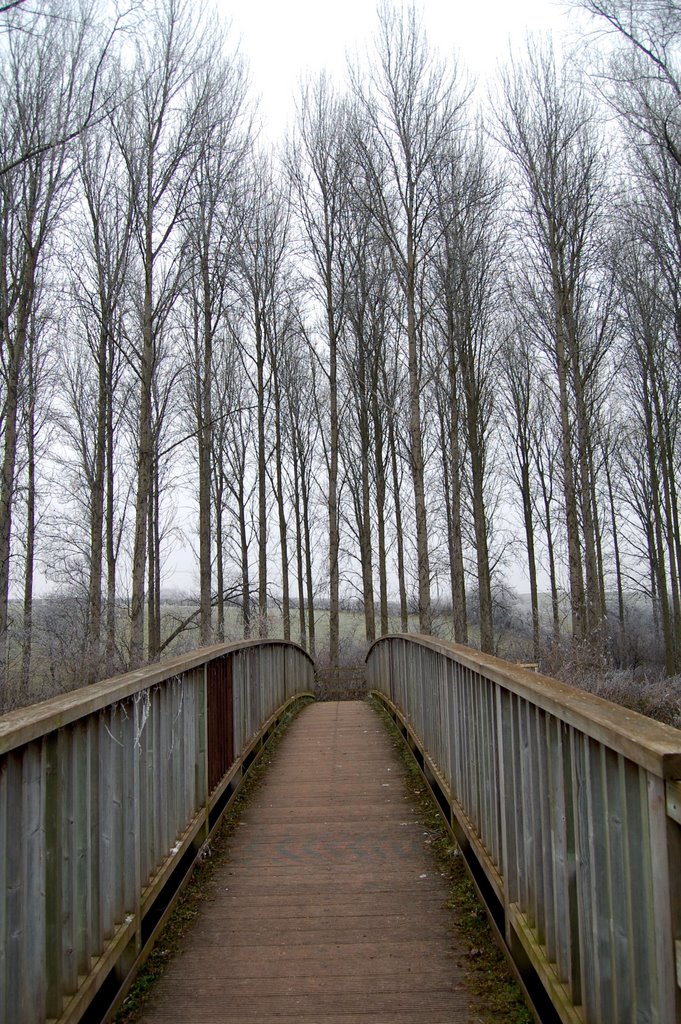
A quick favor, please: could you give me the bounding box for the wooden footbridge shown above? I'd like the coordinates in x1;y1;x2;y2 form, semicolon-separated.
2;636;681;1024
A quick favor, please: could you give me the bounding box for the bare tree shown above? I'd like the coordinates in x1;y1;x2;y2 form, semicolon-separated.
429;131;504;652
70;110;135;680
611;212;681;672
0;1;134;177
0;3;94;675
287;74;349;665
499;317;541;661
349;2;467;635
210;339;256;639
179;46;250;644
576;1;681;165
115;0;214;667
497;39;610;642
17;294;55;693
236;155;290;638
279;335;320;653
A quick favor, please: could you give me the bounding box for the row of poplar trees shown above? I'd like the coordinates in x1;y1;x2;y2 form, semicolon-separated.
1;0;681;705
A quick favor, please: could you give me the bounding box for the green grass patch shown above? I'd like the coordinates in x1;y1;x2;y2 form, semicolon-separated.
367;694;533;1024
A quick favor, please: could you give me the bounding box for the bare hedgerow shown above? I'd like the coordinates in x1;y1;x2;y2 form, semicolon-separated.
541;629;681;729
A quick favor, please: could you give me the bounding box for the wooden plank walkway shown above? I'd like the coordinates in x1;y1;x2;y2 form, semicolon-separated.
139;700;486;1023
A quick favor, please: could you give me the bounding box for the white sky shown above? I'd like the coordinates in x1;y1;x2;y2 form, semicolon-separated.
218;0;586;138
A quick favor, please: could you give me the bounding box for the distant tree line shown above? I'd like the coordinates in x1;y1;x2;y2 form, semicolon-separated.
1;0;681;705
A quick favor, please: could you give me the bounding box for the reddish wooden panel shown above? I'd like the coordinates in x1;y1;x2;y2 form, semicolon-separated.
207;655;234;792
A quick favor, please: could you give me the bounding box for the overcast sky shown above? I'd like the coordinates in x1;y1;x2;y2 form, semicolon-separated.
218;0;587;138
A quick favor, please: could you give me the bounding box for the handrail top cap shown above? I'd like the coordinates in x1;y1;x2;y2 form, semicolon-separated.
367;633;681;779
0;638;314;755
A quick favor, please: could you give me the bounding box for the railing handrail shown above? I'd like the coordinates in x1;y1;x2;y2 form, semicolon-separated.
0;638;314;756
367;633;681;779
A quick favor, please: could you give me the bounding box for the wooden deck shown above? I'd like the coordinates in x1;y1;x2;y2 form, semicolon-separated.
139;700;483;1023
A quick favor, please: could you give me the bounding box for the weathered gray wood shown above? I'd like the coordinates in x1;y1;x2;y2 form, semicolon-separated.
0;751;7;1024
25;742;45;1021
373;634;681;778
61;729;78;997
123;700;141;925
75;728;89;966
0;639;314;756
648;773;680;1022
367;634;681;1024
44;734;63;1018
0;641;312;1024
604;749;632;1021
88;712;102;958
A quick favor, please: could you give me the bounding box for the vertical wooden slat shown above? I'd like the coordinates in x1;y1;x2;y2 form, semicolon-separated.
138;691;150;886
547;719;570;993
113;706;125;927
88;713;102;959
573;730;600;1023
648;773;678;1024
25;742;45;1022
124;699;141;923
496;685;516;906
586;740;614;1022
61;728;78;997
604;749;632;1021
100;709;114;942
0;752;7;1024
152;686;162;869
74;720;90;977
44;734;63;1019
207;655;235;793
532;704;548;950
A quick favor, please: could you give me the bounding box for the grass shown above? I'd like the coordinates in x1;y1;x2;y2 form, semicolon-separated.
367;693;533;1024
114;695;314;1023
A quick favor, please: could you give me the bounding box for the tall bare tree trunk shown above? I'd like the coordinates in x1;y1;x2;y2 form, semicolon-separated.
214;482;225;640
405;247;432;633
388;413;409;632
255;314;268;637
198;272;213;645
272;381;290;641
292;442;307;648
129;227;154;667
105;357;118;675
0;271;33;670
20;331;37;695
372;394;389;637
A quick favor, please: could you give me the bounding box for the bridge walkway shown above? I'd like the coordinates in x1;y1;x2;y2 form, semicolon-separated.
139;700;483;1023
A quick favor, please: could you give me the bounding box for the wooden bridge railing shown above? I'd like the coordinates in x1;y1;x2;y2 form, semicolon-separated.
367;634;681;1024
0;639;314;1024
